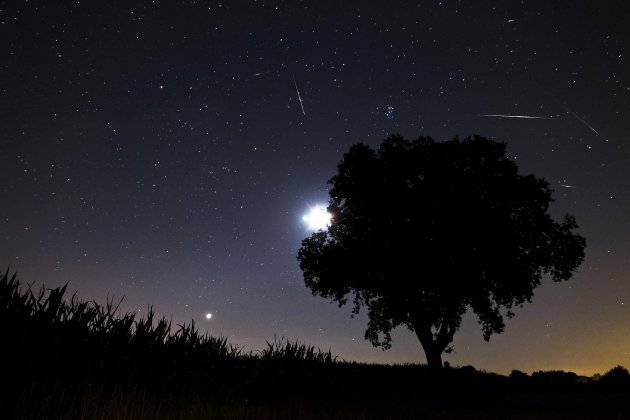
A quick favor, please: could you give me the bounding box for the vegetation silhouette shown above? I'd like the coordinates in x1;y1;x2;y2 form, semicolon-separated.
298;134;586;368
599;365;630;388
2;269;630;418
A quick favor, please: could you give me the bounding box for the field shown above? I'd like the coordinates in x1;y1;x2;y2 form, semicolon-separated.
2;270;629;419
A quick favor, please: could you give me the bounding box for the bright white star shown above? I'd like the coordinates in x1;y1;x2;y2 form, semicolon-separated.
302;205;331;231
205;313;212;320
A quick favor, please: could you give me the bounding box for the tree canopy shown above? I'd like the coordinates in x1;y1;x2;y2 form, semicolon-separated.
297;135;586;368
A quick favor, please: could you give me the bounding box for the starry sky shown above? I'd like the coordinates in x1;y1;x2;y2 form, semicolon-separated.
2;1;629;375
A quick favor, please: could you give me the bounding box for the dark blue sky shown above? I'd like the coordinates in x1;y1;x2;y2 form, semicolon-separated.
2;0;629;374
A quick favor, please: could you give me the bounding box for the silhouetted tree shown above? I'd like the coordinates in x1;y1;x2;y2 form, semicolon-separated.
298;135;586;369
600;365;630;388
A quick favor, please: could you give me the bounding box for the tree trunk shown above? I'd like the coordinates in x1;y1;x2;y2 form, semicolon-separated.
423;345;443;369
414;321;452;369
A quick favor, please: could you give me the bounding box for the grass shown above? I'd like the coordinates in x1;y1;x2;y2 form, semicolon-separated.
2;268;630;419
260;335;337;363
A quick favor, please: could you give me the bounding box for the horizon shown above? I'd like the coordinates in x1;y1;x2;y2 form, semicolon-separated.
2;268;623;379
3;268;621;378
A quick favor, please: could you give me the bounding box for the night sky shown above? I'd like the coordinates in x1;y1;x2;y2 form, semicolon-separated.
2;1;629;375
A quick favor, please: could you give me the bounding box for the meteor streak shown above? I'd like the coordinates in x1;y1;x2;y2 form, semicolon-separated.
547;95;602;137
565;109;601;137
479;114;560;120
292;74;306;116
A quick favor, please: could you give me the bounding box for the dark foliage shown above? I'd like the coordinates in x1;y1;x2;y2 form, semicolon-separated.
298;135;586;368
531;370;582;391
0;269;242;389
600;365;630;388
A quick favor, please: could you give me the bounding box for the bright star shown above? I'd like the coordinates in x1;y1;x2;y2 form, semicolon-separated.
302;205;331;230
205;313;212;320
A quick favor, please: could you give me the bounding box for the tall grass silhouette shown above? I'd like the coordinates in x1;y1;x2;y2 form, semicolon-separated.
261;336;337;363
0;269;240;382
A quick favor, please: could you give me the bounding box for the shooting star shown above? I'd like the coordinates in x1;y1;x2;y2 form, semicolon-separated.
558;184;577;189
564;108;601;137
250;69;272;78
292;74;306;116
479;114;561;120
547;95;602;137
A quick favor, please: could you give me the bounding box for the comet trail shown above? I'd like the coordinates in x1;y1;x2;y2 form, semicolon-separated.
478;114;561;120
292;74;306;116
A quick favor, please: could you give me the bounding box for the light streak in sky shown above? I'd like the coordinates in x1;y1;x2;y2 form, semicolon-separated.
252;70;270;77
244;69;273;81
547;95;602;137
564;108;601;137
292;74;306;116
478;114;561;120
